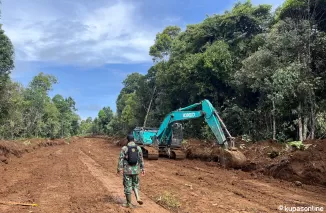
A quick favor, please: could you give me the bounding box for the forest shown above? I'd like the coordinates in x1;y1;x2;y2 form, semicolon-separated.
1;0;326;142
105;0;326;142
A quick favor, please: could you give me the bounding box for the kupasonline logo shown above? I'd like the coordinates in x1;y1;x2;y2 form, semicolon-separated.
278;205;324;212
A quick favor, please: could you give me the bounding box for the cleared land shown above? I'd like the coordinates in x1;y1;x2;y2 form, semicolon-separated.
0;137;325;213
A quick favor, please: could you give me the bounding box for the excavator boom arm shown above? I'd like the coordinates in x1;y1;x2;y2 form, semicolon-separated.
155;99;230;147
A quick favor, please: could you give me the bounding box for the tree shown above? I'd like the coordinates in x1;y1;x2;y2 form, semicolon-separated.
98;107;114;134
116;73;143;115
23;73;57;137
0;81;25;139
98;0;326;141
277;0;326;31
53;94;78;138
149;26;181;62
0;22;15;121
238;17;323;140
42;101;60;139
79;117;93;135
0;25;14;83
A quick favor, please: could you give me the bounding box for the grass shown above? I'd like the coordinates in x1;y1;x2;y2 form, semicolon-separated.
156;191;181;210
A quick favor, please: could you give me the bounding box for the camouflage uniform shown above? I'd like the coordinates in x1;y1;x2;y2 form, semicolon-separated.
117;141;144;195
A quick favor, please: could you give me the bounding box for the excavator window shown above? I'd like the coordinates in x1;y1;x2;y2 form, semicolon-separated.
171;123;183;148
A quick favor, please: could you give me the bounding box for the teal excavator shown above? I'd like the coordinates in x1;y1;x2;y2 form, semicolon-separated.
131;99;247;168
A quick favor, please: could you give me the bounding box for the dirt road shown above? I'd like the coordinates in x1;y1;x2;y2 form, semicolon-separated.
1;137;325;213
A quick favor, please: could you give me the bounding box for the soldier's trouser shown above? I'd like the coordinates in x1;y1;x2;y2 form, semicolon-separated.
123;174;139;195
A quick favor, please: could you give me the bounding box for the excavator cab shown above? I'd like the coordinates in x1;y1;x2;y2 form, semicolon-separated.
164;122;186;159
171;122;183;148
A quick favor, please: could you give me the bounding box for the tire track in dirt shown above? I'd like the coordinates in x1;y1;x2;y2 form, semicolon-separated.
240;179;326;207
179;161;326;205
37;156;71;213
1;142;137;213
2;137;325;213
78;137;326;213
145;159;326;212
143;159;272;213
78;149;170;213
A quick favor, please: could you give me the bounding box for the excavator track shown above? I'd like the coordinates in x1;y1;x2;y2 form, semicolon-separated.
145;146;159;160
171;150;186;160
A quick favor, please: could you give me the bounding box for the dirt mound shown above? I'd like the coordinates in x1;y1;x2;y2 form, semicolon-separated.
0;141;24;163
241;140;286;171
183;139;220;161
267;140;326;186
182;138;326;187
183;138;247;161
243;139;326;187
183;139;248;168
242;139;284;160
115;138;128;147
0;137;77;164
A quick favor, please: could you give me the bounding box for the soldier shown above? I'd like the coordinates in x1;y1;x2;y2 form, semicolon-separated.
117;134;145;208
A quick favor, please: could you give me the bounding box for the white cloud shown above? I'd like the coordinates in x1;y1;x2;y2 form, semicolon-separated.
1;0;157;65
2;0;285;67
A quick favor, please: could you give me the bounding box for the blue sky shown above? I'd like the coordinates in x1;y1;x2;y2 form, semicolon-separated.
2;0;284;120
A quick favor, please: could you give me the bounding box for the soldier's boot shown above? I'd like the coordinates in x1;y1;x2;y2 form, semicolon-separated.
134;188;143;205
122;194;134;208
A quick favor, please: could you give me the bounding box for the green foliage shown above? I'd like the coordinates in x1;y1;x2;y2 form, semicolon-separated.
42;101;61;139
149;26;181;62
0;73;81;140
316;112;326;138
102;0;326;141
277;0;326;31
95;107;114;134
52;94;80;138
0;23;15;122
79;117;93;136
116;73;143;116
0;25;14;79
4;1;326;142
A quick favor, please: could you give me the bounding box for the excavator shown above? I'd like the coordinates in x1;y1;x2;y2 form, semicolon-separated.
131;99;247;168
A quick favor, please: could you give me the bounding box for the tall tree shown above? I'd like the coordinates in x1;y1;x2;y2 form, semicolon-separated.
101;0;326;141
53;94;78;138
0;17;15;121
98;106;114;134
23;73;57;137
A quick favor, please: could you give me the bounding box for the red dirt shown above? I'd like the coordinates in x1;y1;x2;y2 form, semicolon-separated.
0;138;74;164
237;139;326;187
184;138;326;187
183;139;219;161
263;139;326;186
1;137;326;213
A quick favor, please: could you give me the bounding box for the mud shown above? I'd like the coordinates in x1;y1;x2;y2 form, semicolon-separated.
1;137;326;213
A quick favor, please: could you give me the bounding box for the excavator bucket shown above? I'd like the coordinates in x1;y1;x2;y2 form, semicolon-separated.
218;148;247;169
